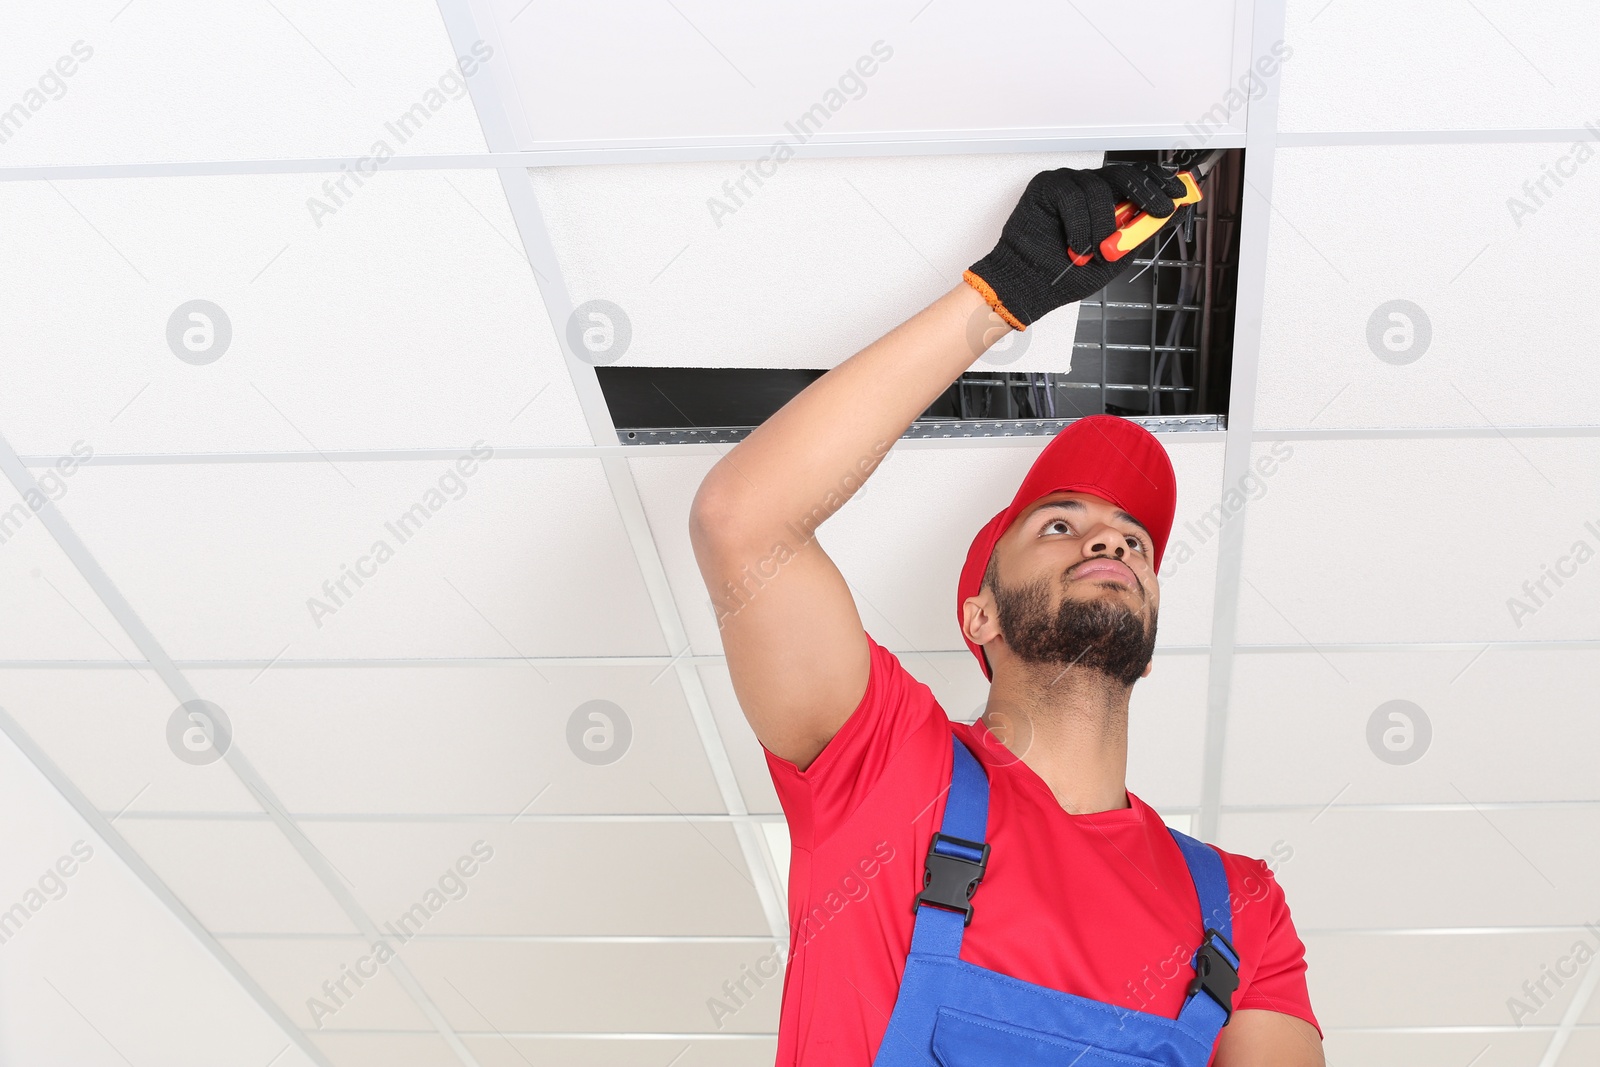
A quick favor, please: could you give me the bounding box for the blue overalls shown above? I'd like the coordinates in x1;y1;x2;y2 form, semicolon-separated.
871;736;1241;1067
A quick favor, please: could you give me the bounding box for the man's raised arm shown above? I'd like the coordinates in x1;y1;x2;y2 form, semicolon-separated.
687;162;1188;769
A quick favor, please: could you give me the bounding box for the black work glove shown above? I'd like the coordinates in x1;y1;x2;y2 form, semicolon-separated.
964;162;1190;330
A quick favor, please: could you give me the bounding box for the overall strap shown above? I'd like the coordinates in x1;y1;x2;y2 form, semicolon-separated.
1167;827;1242;1035
906;734;990;958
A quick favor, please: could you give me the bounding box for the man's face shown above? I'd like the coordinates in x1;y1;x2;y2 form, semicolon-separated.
977;491;1160;687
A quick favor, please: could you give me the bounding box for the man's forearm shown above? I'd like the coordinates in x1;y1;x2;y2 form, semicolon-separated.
693;280;1000;543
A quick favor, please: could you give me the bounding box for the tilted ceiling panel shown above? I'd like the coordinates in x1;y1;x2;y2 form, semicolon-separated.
1279;0;1600;132
0;738;318;1067
1223;649;1600;805
632;436;1224;660
1256;144;1600;430
530;153;1101;372
1221;809;1599;929
477;0;1250;146
0;0;486;166
0;171;589;456
50;458;666;660
1236;438;1600;644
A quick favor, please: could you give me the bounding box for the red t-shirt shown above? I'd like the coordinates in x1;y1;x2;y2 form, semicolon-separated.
763;631;1320;1066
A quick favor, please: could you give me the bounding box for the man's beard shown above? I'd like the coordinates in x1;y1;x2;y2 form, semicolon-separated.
991;565;1157;687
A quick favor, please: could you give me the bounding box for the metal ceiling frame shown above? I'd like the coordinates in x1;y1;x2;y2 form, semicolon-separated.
439;0;791;957
1195;0;1285;845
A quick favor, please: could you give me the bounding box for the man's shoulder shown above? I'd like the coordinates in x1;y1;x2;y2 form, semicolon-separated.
859;631;956;720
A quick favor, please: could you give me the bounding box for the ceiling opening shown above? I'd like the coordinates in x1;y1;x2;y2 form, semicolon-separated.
602;149;1244;445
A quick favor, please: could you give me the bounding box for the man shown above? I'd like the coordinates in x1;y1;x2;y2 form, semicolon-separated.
689;161;1323;1066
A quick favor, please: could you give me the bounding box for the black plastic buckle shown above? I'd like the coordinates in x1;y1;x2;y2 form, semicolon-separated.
912;832;990;927
1185;927;1241;1024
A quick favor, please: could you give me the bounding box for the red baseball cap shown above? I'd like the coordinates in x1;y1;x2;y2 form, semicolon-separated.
957;414;1177;679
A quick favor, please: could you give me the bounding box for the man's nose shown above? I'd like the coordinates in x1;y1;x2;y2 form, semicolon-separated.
1087;532;1126;558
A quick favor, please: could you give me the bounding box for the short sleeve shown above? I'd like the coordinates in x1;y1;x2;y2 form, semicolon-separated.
761;629;945;851
1235;859;1322;1039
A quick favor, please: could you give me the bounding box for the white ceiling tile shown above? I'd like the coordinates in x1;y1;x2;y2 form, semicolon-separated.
697;663;782;816
1127;653;1209;811
635;435;1222;660
224;936;432;1033
1281;0;1598;132
310;1035;779;1067
238;937;783;1037
0;476;144;661
0;1;486;166
51;458;667;660
1224;650;1600;805
307;1036;454;1067
1305;931;1590;1028
308;1034;458;1067
465;1037;778;1067
412;939;781;1034
0;670;263;815
628;449;733;658
1237;438;1600;644
1560;1032;1600;1065
486;0;1249;145
1561;1023;1600;1049
1220;810;1599;929
115;820;361;934
208;665;722;816
0;662;725;817
0;735;318;1067
0;171;589;455
531;153;1103;372
300;822;768;936
1320;1031;1551;1067
1257;143;1600;430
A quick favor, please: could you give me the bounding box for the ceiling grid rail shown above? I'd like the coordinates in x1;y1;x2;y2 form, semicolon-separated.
16;120;1600;184
433;0;790;954
15;421;1598;473
1195;0;1288;845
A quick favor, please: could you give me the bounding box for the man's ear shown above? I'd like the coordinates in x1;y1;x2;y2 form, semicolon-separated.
1139;659;1153;679
962;590;1000;649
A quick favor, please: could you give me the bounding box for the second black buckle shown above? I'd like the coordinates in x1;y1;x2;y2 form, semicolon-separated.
913;832;990;927
1185;927;1241;1024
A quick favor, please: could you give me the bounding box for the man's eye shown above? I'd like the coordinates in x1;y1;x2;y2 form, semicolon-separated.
1046;518;1145;552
